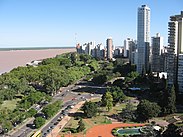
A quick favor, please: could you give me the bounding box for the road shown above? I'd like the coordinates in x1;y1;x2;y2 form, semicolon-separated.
9;78;103;137
41;93;101;137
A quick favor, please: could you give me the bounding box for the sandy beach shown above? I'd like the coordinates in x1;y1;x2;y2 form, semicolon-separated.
0;48;75;74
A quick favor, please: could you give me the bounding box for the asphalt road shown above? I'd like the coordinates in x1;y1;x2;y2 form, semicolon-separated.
41;93;100;137
9;79;103;137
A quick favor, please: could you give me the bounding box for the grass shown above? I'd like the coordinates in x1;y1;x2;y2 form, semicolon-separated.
0;99;20;111
62;103;126;131
90;98;101;103
175;121;183;127
65;117;80;129
60;96;139;136
162;113;183;121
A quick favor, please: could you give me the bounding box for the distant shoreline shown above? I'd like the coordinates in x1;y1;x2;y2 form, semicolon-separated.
0;48;76;74
0;47;75;51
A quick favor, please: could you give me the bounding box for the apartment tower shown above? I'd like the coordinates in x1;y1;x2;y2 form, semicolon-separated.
136;5;151;74
151;33;164;72
167;11;183;93
106;37;113;60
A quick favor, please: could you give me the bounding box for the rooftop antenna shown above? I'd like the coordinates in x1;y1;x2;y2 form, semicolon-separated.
75;33;78;45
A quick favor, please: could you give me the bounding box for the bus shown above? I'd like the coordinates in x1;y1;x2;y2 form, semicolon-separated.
30;130;41;137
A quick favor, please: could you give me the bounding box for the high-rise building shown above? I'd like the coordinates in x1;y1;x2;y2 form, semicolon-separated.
129;39;136;64
124;38;131;57
160;46;168;72
106;37;113;60
136;5;150;73
167;11;183;93
151;33;164;72
85;41;95;55
92;43;104;59
178;54;183;93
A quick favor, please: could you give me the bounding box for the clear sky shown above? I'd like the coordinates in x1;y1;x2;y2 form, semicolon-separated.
0;0;182;48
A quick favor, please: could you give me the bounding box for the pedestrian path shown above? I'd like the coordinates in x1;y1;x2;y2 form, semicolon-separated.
46;101;85;137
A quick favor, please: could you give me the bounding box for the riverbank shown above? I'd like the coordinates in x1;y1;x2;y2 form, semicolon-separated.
0;47;75;74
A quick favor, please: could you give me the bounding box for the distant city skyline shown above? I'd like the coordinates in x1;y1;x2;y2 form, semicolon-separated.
0;0;182;48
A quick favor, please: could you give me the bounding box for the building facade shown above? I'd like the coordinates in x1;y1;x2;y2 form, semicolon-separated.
124;38;131;57
178;54;183;93
151;33;164;72
106;37;113;60
167;11;183;93
129;39;136;64
136;5;151;74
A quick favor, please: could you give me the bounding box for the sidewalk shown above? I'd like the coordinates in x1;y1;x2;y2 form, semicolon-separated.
46;101;85;137
46;97;100;137
8;117;34;136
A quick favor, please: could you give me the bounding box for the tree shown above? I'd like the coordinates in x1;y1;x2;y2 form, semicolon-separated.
161;86;176;115
120;102;136;122
27;108;37;117
82;101;98;118
101;91;113;111
162;123;182;137
70;52;79;64
42;100;62;118
166;86;176;114
137;100;161;121
125;71;139;83
92;74;107;85
34;117;46;128
77;118;85;132
108;86;126;105
1;121;13;133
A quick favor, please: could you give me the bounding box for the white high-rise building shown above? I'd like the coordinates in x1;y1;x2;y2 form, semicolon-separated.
151;33;164;72
85;41;95;55
167;11;183;93
136;5;150;73
124;38;131;57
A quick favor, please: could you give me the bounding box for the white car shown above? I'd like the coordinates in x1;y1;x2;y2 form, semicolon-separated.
90;94;94;96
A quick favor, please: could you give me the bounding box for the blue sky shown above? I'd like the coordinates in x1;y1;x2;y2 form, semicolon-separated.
0;0;182;48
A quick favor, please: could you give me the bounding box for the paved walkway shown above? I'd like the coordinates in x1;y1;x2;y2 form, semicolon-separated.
46;101;85;137
149;118;169;127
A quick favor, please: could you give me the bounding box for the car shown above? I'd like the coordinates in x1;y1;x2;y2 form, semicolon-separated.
90;94;94;96
54;122;59;125
70;105;74;108
67;105;74;109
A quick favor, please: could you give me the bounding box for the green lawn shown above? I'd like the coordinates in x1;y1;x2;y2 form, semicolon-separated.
65;117;80;128
0;99;20;111
61;96;138;135
63;103;127;131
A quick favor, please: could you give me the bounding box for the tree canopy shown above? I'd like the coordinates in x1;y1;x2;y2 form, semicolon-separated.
137;100;161;121
0;53;99;132
82;101;98;118
34;117;46;129
101;91;113;111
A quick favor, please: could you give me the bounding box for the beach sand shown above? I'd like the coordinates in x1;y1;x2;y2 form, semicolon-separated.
0;48;76;74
